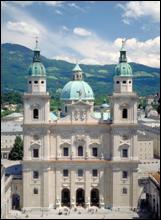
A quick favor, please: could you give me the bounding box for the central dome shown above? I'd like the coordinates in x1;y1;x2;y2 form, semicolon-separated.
60;80;94;101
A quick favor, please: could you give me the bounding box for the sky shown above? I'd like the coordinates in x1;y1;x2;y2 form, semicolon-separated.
1;1;160;67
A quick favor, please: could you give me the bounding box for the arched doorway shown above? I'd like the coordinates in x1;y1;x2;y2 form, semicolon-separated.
12;194;20;210
91;188;99;207
61;188;70;207
76;188;85;207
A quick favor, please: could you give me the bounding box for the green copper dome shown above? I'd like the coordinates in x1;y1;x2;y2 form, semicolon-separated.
28;62;46;76
60;80;94;101
28;39;46;76
115;62;132;76
115;40;133;77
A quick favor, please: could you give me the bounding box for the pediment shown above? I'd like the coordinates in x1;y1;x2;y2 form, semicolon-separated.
68;100;92;106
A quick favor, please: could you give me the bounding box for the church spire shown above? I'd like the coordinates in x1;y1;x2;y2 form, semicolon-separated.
72;63;83;80
119;39;127;63
33;37;40;62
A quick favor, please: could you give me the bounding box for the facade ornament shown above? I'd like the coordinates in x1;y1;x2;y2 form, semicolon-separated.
100;152;104;160
74;110;79;120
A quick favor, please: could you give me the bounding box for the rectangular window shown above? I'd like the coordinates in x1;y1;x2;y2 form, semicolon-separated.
78;169;83;177
92;169;98;177
33;171;39;179
63;169;68;177
122;149;128;158
122;108;128;119
123;81;126;84
33;149;39;158
92;148;98;157
122;171;128;179
33;188;38;194
63;147;69;156
122;188;127;194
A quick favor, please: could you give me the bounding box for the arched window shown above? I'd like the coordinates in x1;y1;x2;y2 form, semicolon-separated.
33;109;39;119
78;146;83;156
122;108;128;119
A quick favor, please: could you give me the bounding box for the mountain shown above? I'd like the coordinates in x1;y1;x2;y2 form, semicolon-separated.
1;43;160;97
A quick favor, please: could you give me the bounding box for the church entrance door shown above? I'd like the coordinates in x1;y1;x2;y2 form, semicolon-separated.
61;188;70;207
76;188;85;207
91;188;99;207
12;194;20;210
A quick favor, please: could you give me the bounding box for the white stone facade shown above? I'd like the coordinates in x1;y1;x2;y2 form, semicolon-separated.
22;43;141;211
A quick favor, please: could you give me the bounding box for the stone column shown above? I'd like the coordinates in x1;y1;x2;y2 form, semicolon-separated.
42;166;50;209
85;169;90;208
55;169;61;208
70;169;75;208
99;169;105;208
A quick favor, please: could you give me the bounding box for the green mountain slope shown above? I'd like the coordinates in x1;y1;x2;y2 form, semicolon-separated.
1;43;160;97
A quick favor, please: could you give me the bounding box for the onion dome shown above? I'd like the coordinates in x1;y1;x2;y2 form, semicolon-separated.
115;39;132;77
28;38;46;76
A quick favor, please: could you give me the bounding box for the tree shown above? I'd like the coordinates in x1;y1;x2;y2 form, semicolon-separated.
8;136;23;160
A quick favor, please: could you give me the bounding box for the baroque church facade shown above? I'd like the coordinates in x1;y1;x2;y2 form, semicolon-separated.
23;40;139;211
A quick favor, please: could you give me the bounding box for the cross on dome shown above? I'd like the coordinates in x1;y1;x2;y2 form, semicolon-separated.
35;36;39;48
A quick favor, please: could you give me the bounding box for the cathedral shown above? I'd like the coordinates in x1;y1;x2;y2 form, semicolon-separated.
23;40;139;211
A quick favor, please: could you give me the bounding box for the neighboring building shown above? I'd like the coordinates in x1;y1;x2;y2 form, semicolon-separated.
2;103;18;112
1;113;23;159
138;118;160;159
22;40;139;211
2;113;23;122
137;134;153;160
1;161;22;219
1;165;6;219
147;172;160;218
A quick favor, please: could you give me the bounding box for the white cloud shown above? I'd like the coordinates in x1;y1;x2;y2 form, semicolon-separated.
53;55;76;63
55;9;63;15
73;27;92;37
1;1;7;8
12;1;34;7
62;26;69;31
68;2;85;12
7;21;40;36
41;1;64;7
118;1;160;23
2;1;160;68
12;1;64;7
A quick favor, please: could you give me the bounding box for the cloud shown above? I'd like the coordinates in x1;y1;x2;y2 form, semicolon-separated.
118;1;160;23
2;1;160;68
11;1;64;7
12;1;34;7
7;21;40;36
68;2;86;12
55;9;63;15
73;27;92;37
53;55;76;63
41;1;64;7
62;26;69;31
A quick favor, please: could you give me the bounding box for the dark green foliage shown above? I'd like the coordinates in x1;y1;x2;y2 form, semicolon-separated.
1;91;23;104
1;43;160;96
8;136;23;160
1;110;14;118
